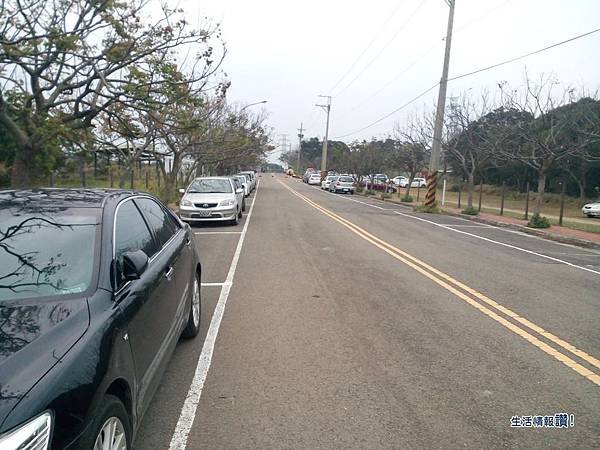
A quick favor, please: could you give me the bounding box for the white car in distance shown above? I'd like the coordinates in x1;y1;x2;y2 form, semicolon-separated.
321;175;337;190
308;173;322;185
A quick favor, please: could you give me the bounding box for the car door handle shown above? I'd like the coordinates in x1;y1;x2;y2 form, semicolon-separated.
165;266;174;281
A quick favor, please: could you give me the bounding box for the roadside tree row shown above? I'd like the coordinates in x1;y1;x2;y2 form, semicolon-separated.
0;0;271;200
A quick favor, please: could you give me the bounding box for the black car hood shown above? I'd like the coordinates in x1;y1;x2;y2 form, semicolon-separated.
0;297;89;429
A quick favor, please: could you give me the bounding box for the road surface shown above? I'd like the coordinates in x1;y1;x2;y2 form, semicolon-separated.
134;174;600;449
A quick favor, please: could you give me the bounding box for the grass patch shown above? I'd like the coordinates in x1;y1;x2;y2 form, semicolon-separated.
527;213;551;228
401;195;413;202
414;202;441;214
461;206;479;215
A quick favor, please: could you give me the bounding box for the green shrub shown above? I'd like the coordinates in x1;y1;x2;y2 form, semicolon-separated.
381;192;392;199
365;189;376;196
401;195;413;202
449;184;461;192
414;202;441;214
528;213;551;228
462;206;478;215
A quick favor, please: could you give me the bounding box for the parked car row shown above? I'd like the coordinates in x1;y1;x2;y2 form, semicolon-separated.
0;188;202;449
178;171;257;226
320;175;355;194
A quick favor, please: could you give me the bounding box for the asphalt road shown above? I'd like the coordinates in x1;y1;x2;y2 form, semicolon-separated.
134;174;600;449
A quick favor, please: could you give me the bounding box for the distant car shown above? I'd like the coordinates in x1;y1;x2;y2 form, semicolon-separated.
232;174;250;197
412;177;427;188
321;175;337;190
0;188;201;450
179;177;245;225
372;174;388;184
399;177;427;188
303;169;318;183
238;171;256;191
307;173;322;185
330;175;355;194
582;201;600;217
392;176;408;186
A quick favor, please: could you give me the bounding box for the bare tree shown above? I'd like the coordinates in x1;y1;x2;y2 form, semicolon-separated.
394;114;431;199
497;74;600;216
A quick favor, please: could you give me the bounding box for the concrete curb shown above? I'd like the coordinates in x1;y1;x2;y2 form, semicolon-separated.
357;193;600;250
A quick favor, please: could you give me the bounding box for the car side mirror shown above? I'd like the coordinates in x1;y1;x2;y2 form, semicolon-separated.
122;250;148;280
236;188;244;194
179;188;185;194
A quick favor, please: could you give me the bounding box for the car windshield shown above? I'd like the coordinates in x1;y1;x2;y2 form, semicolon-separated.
187;179;232;194
0;208;99;301
339;177;353;182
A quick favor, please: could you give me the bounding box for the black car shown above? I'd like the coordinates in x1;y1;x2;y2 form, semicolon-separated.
0;189;202;449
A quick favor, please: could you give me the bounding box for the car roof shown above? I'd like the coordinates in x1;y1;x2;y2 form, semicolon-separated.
192;176;232;181
0;188;142;210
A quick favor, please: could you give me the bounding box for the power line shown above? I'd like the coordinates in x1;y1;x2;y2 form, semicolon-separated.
331;25;600;140
332;83;439;139
448;26;600;82
333;0;428;98
335;0;511;117
328;0;407;95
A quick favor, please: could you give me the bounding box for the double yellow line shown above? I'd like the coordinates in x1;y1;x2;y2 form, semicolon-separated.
279;179;600;386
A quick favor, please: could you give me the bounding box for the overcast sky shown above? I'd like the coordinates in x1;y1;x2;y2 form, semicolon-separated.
180;0;600;164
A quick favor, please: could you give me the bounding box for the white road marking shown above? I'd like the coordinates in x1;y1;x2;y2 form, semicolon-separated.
169;180;260;450
445;224;494;228
194;231;242;235
200;282;232;287
310;186;600;276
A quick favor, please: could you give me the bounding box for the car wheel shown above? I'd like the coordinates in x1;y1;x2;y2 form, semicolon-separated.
80;395;131;450
182;273;201;338
242;199;246;212
230;212;240;226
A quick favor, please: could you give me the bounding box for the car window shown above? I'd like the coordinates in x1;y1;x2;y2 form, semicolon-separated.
187;179;233;193
0;208;99;301
339;177;354;182
136;198;178;248
114;200;158;286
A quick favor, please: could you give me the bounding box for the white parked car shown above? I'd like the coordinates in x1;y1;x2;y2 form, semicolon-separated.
179;177;245;225
321;175;337;190
329;175;355;194
397;177;426;188
308;173;322;185
392;176;408;186
238;171;256;191
582;201;600;217
232;174;250;197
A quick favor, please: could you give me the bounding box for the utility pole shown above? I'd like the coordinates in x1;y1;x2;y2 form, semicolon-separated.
425;0;456;207
297;122;305;175
316;95;332;178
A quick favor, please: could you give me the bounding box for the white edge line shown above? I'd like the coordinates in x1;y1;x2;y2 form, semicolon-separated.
193;231;242;235
200;282;231;287
308;184;600;276
169;180;260;450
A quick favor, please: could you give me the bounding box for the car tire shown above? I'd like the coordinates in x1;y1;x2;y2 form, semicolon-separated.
182;273;201;339
242;199;246;212
80;395;131;450
230;212;239;226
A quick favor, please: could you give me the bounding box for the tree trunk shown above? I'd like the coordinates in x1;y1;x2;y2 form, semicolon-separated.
533;170;546;216
466;172;474;208
11;144;34;187
404;173;416;198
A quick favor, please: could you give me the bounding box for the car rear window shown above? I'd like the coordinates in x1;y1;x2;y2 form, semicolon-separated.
0;208;100;301
339;177;354;182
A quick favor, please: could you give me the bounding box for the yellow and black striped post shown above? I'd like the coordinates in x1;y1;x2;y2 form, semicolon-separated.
424;172;438;207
